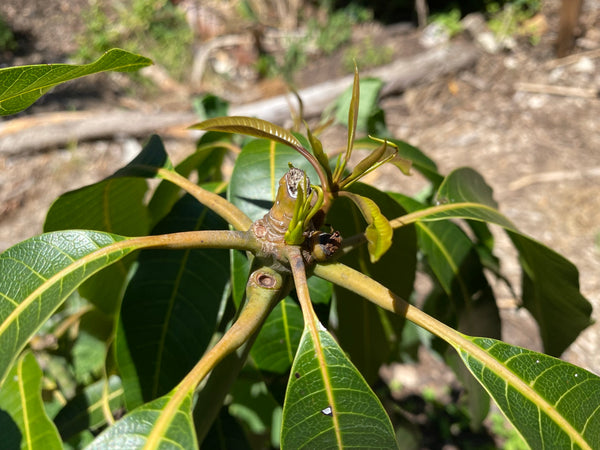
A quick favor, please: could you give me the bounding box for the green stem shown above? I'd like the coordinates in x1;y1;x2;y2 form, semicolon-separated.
193;329;260;443
313;262;455;346
286;247;318;326
388;202;515;230
286;247;344;448
157;168;252;231
182;266;283;386
127;230;258;252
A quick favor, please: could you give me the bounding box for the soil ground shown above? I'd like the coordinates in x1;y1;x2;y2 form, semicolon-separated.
1;0;600;384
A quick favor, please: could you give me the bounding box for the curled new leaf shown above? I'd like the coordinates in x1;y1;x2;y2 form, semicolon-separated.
191;116;303;153
333;65;360;183
192;116;329;190
340;192;393;262
339;138;407;189
305;123;332;186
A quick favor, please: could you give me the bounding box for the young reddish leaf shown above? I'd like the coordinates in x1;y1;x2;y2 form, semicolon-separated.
346;65;360;162
305;123;332;183
333;66;360;182
191;116;303;152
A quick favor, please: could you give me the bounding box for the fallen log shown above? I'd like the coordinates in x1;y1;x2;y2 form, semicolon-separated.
0;42;479;155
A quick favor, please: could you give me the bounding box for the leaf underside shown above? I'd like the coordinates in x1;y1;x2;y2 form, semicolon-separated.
458;336;600;449
0;49;152;115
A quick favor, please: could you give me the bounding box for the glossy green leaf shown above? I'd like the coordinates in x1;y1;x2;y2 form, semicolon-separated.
87;388;197;450
44;134;170;314
148;133;229;227
433;168;593;356
53;376;124;440
190;116;303;153
281;324;398;449
0;230;135;385
228;139;319;222
328;184;415;382
455;336;600;449
43;179;147;315
307;275;333;306
0;49;152;115
116;194;229;408
0;352;62;450
44;179;149;235
251;297;303;374
391;193;501;338
341;191;393;263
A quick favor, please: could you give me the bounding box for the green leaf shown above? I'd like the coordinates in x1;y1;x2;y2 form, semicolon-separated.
190;116;303;153
229;372;281;438
251;297;303;374
116;194;229;408
230;250;251;308
87;388;197;450
44;179;149;235
281;324;398;449
0;49;152;115
456;336;600;449
0;352;62;450
341;191;393;262
53;376;124;440
228;139;319;222
110;134;173;178
44;134;170;314
509;232;592;357
434;168;593;356
202;407;251;449
0;230;135;385
328;184;416;382
43;179;148;315
391;193;501;338
148;133;229;227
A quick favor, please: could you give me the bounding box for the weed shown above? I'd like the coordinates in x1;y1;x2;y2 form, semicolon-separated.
0;14;17;53
429;8;464;37
76;0;193;80
343;36;394;72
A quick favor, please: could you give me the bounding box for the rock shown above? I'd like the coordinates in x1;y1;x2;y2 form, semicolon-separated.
573;56;595;74
419;22;450;48
462;12;501;54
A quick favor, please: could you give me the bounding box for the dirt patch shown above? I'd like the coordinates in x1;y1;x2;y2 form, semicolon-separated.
1;0;600;376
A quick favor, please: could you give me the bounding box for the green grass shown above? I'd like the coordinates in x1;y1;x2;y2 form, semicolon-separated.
75;0;193;81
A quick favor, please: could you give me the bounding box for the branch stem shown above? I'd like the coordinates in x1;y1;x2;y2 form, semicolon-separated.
313;262;458;344
144;267;284;448
126;230;258;252
157;168;252;231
